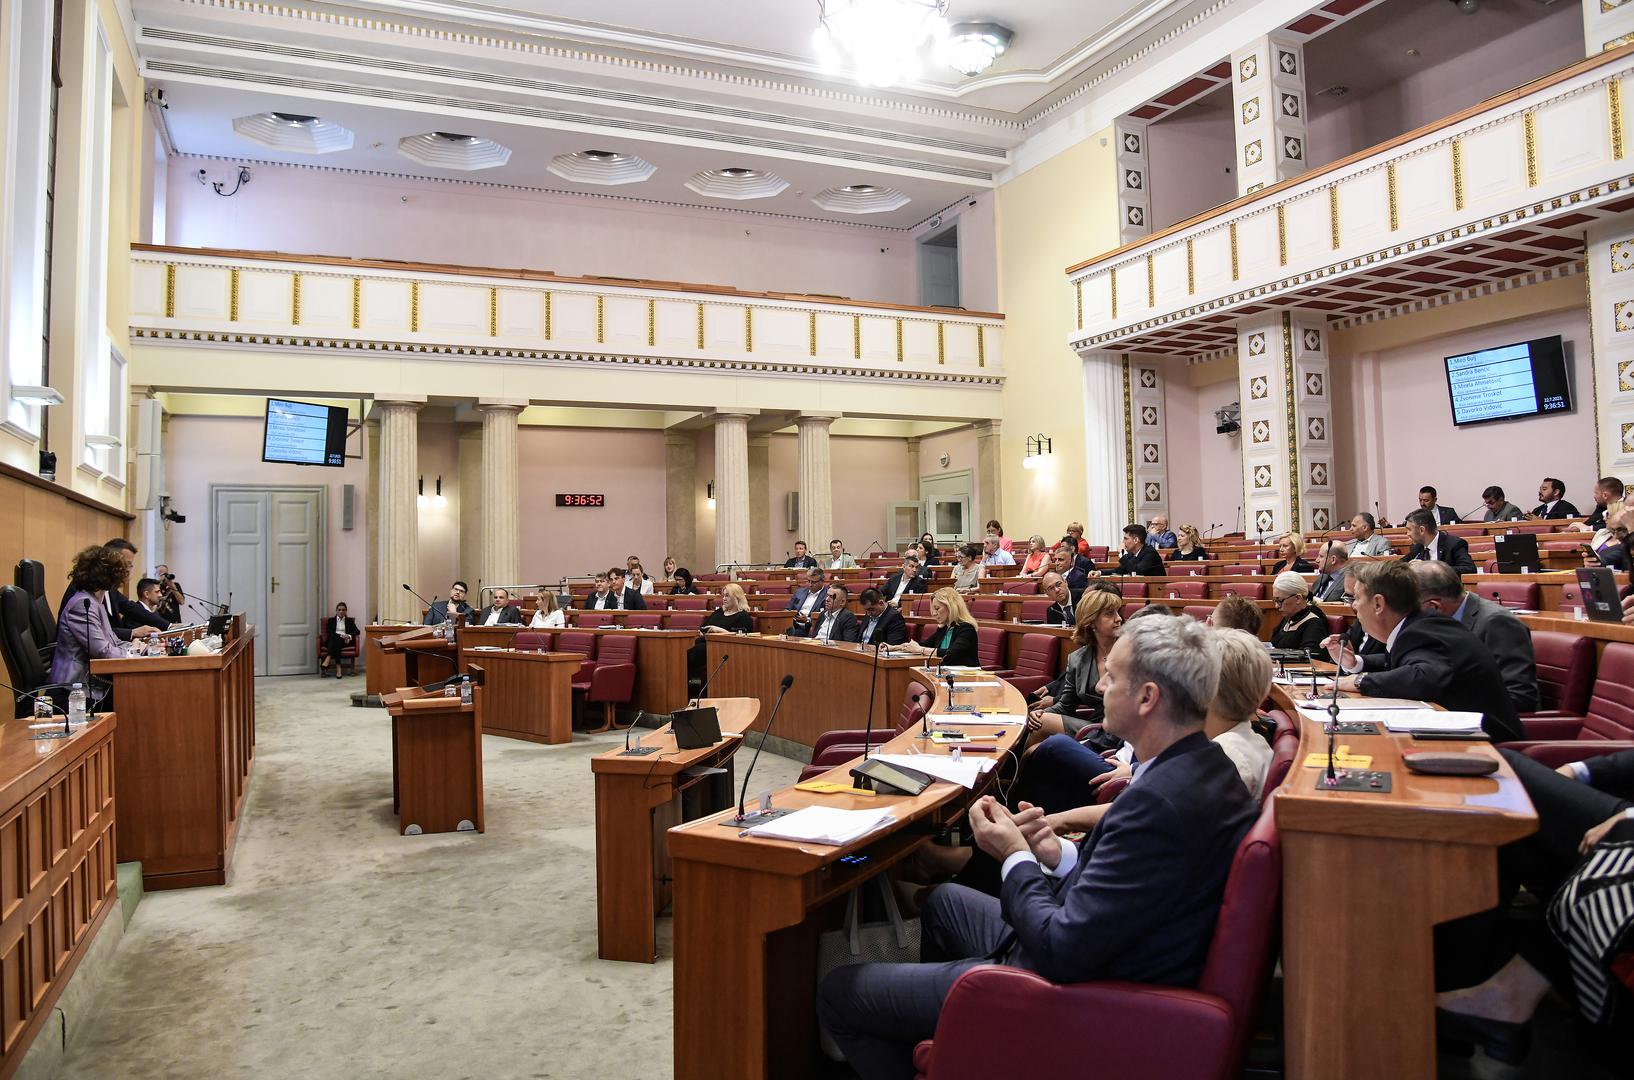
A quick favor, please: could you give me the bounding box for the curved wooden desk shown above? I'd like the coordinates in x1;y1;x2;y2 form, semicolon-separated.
669;671;1026;1080
591;698;759;963
703;634;927;749
1268;680;1537;1080
457;624;691;714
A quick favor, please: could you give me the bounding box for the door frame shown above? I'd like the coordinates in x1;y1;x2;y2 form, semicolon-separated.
209;484;328;675
917;469;975;544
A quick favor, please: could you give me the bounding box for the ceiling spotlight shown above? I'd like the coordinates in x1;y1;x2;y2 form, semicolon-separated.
432;131;480;144
271;112;318;126
842;184;879;193
582;149;622;161
940;21;1013;77
719;167;758;178
1448;0;1478;13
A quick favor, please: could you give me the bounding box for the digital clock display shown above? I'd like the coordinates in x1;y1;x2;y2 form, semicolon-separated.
555;493;605;507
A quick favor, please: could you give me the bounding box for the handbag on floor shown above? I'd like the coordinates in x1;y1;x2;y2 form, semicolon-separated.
815;877;921;1060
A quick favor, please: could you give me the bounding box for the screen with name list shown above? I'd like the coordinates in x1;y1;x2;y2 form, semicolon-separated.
264;399;346;466
1443;336;1571;427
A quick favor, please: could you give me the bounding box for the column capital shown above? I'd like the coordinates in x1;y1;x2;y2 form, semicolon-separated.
476;399;528;413
795;413;841;426
974;419;1002;436
707;409;758;423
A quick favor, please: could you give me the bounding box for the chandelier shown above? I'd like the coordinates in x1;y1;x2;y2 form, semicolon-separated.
812;0;950;88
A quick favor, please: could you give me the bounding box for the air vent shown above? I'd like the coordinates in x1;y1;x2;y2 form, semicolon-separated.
811;185;911;214
398;131;511;170
1317;84;1349;98
685;168;790;200
547;150;656;185
232;111;352;153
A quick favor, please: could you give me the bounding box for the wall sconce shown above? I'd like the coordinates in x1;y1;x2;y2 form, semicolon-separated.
1022;433;1052;470
434;475;447;508
418;475;446;509
706;481;716;510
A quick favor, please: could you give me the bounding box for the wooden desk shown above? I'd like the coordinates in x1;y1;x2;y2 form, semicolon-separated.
703;634;924;749
382;681;484;835
458;624;691;714
364;622;418;697
590;697;760;963
91;628;256;890
0;713;118;1077
1267;682;1537;1080
465;648;579;744
669;671;1026;1080
372;625;458;697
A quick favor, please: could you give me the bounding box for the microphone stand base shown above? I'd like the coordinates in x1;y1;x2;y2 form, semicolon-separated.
1319;769;1393;793
31;730;73;741
618;746;661;756
1324;721;1382;736
721;807;794;829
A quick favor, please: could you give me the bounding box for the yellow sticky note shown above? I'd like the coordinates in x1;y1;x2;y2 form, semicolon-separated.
1303;744;1372;770
795;780;876;796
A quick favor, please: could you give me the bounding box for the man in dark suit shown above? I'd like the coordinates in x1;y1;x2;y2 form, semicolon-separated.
1049;546;1088;595
1412;561;1538;713
1112;523;1164;576
880;554;927;606
60;538;160;642
1399;508;1477;576
806;583;861;643
1039;572;1076;625
1330;561;1522;741
1577;475;1625;531
425;580;477;624
1309;542;1350;603
784;540;819;569
858;588;908;646
785;568;828;632
1529;477;1579;519
320;601;360;677
475;587;524;626
1417;485;1460;526
818;616;1257;1080
588;567;647;610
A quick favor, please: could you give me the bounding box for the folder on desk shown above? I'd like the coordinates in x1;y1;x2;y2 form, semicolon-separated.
745;806;896;845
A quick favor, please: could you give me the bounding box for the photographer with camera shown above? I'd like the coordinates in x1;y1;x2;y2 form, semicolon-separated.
153;564;185;624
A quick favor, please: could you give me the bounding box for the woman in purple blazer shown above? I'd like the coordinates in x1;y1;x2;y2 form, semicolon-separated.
51;545;132;699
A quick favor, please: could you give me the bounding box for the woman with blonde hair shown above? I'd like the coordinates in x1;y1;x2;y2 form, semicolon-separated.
1168;524;1209;563
1018;534;1051;577
1272;532;1314;575
690;582;753;681
1270;571;1326;652
529;589;565;628
1028;588;1123;738
901;587;979;666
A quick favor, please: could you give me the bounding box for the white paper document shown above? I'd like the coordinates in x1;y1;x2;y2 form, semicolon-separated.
1296;697;1429;712
746;806;896;845
1378;710;1485;733
871;753;994;789
927;712;1023;725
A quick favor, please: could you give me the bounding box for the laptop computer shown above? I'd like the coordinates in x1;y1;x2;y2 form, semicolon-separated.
1576;567;1625;623
670;705;723;750
1493;533;1540;574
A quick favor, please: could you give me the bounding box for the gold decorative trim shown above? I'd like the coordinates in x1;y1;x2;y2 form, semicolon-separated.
744;306;753;353
1612;79;1625;161
808;311;817;357
1229;223;1239;280
1281;313;1300;528
1186;238;1195;294
1387;164;1399;231
294;273;304;326
937;322;945;365
1122;357;1136;525
1276;205;1287;266
696;302;705;349
489;288;499;337
544;291;553;340
976;325;986;368
895;318;904;362
228;269;240;322
1452;138;1465;211
1110;271;1119;319
164;264;176;319
648;298;656;347
1146;255;1155;308
1524;111;1539;188
853;315;862;360
1075;280;1083;329
596;295;605;343
351;277;361;330
1328;186;1340;250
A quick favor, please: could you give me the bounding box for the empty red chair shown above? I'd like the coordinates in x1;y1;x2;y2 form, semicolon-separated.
575;611;614;628
912;799;1281;1080
694;573;729;583
1157;580;1207;600
1445;525;1482;537
1115;581;1147;599
1324;614;1346;636
912;598;934;618
1019;598;1051;622
995;634;1060;696
1170;564;1206;577
1508;642;1634;746
667;612;705;631
1119;602;1144;622
557;632;597;679
1222;564;1259;577
1525;631;1595;718
975;626;1006;671
1221;583;1265;600
513;631;553;651
1512;523;1555;534
1183;604;1215;622
1086;546;1110;562
803;683;933;778
998;579;1038;595
316;621;360;675
969;598;1002;621
624;612;663;628
672;596;708;610
760;582;791;594
1483;559;1501;574
578;634;637;733
1558;583;1586;614
1482;581;1540;610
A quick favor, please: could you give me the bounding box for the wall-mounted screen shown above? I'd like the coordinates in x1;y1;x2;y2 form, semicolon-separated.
1444;335;1571;426
263;399;348;467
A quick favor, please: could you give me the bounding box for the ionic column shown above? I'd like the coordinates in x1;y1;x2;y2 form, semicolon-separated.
1230;34;1307;196
376;399;422;621
748;435;771;565
1079;352;1128;543
974;420;1003;529
796;414;838;550
479;402;523;590
712;412;753;570
906;436;922;500
665;431;698;571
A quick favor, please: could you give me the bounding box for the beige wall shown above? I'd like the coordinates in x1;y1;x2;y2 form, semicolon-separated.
994;129;1123;540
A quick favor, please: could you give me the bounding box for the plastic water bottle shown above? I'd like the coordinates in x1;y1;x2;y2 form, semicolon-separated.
68;684;87;724
33;697;52;721
459;675;473;705
443;680;458;697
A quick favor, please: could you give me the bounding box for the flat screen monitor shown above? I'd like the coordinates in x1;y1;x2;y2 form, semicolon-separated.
1444;336;1571;426
262;399;347;467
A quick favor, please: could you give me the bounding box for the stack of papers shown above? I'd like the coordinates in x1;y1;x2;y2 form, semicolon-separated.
928;712;1022;725
1296;697;1428;712
746;806;896;845
1378;711;1484;734
870;752;995;789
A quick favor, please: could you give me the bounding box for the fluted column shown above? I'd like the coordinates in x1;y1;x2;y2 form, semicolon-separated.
796;414;838;550
1079;353;1128;545
748;435;770;565
712;412;753;570
376;399;421;622
974;420;1002;529
479;402;523;590
666;431;698;571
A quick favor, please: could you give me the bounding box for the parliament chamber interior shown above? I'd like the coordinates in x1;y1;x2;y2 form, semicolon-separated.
7;0;1634;1077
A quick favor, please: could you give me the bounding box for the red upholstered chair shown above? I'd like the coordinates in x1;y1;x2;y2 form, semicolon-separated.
1482;581;1540;610
912;598;934;618
1445;525;1482;537
576;633;637;732
1120;602;1144;622
911;799;1282;1080
556;632;598;681
1512;523;1555;534
1260;731;1301;803
672;596;708;610
513;631;553;651
316;622;360;675
1518;738;1634;771
969;598;1003;621
1019;598;1051;622
1558;583;1586;614
1324;614;1347;635
667;612;705;631
804;683;933;777
575;611;614;628
1525;631;1595;719
1117;581;1148;599
761;582;791;594
1087;546;1110;561
918;621;943;645
1160;580;1207;600
1183;605;1215;622
1171;564;1206;577
1507;642;1634;747
624;612;663;628
975;627;1006;671
1221;583;1265;600
1483;559;1501;574
998;579;1038;595
1222;564;1259;577
995;634;1060;696
694;573;729;583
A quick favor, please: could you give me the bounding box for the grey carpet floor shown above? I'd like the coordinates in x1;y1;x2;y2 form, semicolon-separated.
60;675;804;1079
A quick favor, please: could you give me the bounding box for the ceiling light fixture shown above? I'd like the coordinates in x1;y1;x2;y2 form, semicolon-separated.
719;167;758;178
813;0;949;88
843;184;879;193
1448;0;1479;12
940;21;1013;77
271;112;318;126
432;131;481;145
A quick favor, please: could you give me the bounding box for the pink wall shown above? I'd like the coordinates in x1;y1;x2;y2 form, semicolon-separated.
1163;374;1242;537
415;423;462;596
163;415;370;615
1147;97;1237;233
1330;309;1597;523
516;427;668;586
165;160;920;303
763;434;911;557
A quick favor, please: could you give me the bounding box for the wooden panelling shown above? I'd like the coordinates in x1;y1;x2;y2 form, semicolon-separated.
0;464;131;605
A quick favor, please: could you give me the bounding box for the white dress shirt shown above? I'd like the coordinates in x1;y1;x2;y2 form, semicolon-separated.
530;609;565;628
799;590;822;617
1341;617;1407;674
814;611;837;641
332;616;349;638
482;607;506;626
635;579;654;595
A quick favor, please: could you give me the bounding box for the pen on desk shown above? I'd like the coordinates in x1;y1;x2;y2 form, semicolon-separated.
960;746;1000;753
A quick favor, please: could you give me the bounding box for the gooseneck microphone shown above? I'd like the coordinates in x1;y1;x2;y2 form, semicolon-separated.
734;674;795;825
853;639;887;778
0;677;65;717
175;587;228;615
402;583;439;621
690;653;730;711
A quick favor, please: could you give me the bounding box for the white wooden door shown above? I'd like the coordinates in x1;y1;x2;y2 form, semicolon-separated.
212;486;325;676
884;502;925;554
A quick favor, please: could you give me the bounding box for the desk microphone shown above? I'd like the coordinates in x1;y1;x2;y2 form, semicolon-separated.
402;583;438;620
1324;659;1342;784
853;639;887;776
689;653;730;711
0;677;67;717
733;674;794;826
176;587;229;614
